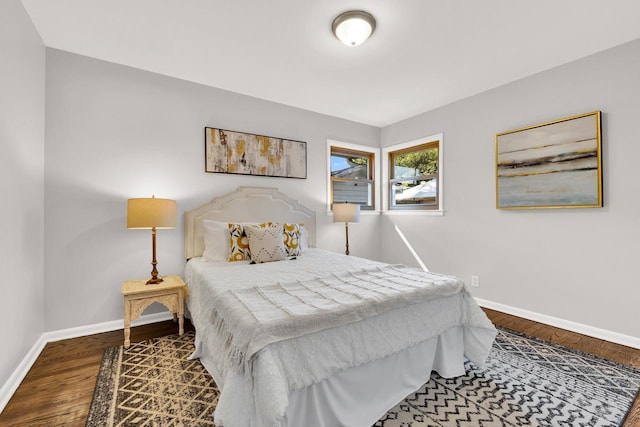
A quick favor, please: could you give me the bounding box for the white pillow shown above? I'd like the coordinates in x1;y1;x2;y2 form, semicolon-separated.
202;220;230;262
245;224;288;263
299;225;310;251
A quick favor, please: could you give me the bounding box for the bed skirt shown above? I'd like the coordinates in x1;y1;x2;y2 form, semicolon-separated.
198;325;494;426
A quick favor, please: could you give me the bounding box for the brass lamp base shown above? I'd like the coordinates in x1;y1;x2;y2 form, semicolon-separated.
145;227;164;285
344;222;350;256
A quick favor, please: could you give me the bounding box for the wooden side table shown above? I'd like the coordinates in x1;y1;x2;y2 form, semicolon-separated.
121;275;186;348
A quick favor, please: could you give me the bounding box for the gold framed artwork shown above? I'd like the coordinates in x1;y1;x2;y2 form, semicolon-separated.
495;111;602;209
205;127;307;179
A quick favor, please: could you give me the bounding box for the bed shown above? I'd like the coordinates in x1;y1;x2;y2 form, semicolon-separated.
183;186;497;427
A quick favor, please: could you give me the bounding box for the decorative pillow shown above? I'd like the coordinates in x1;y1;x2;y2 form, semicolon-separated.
282;223;302;257
245;224;288;263
228;222;270;262
202;220;230;262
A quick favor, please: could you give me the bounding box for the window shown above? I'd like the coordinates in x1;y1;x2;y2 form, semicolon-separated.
384;134;443;212
327;141;379;211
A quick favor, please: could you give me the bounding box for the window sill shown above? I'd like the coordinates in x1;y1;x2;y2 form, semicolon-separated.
382;210;444;216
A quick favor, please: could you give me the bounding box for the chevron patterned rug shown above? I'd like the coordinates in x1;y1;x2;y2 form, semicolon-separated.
87;328;640;426
375;328;640;426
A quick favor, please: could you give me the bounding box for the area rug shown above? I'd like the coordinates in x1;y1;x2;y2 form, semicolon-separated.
375;328;640;427
87;328;640;426
86;331;218;426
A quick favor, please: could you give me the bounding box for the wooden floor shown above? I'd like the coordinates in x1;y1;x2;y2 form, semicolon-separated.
0;310;638;426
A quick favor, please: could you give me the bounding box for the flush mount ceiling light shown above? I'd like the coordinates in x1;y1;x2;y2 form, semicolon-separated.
332;10;376;47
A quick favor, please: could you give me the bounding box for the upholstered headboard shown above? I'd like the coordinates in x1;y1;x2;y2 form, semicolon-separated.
184;186;316;259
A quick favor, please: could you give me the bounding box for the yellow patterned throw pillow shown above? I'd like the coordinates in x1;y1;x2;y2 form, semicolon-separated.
228;222;270;262
245;224;288;263
283;223;302;257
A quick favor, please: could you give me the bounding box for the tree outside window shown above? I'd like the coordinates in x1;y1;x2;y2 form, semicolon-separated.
389;141;440;210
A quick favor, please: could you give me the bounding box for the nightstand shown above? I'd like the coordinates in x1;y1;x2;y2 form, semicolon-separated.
121;275;187;348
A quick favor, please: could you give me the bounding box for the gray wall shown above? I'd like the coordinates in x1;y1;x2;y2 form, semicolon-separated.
44;50;380;331
381;38;640;338
0;0;45;388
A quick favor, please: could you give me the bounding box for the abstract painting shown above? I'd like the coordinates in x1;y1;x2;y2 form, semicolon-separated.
496;111;602;209
205;128;307;179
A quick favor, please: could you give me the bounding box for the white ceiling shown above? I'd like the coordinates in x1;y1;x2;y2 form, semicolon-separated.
20;0;640;127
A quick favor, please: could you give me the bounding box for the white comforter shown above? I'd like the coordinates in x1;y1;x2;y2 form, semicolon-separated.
185;249;496;427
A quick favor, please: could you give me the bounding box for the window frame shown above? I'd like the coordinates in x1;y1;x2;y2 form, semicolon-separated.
327;140;380;213
382;133;444;215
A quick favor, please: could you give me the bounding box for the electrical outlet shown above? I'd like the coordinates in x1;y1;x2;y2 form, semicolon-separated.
471;275;480;288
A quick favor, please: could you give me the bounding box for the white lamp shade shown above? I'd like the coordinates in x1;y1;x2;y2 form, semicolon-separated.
127;197;177;229
333;203;361;223
332;11;376;47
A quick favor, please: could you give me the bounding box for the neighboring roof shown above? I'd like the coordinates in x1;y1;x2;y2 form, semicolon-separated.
332;164;368;179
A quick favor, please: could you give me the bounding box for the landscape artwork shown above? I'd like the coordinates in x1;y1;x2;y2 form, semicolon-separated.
496;111;602;209
205;127;307;179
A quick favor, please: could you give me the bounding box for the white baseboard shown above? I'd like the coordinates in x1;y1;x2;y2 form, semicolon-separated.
476;297;640;349
0;311;174;414
0;334;46;414
42;312;173;343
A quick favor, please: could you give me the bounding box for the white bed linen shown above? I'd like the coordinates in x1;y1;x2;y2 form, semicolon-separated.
283;327;467;427
185;249;496;427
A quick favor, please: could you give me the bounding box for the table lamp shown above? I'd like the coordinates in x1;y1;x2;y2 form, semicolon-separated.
127;196;177;284
333;202;360;255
